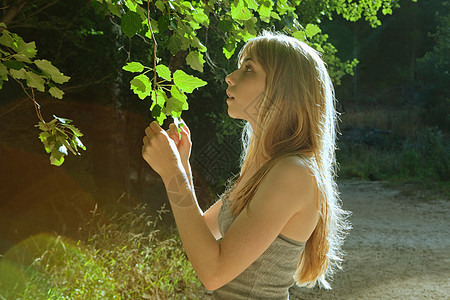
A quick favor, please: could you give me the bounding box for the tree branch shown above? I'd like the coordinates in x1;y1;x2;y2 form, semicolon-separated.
1;0;26;26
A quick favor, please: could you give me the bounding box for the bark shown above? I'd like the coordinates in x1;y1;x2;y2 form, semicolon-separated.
1;0;26;26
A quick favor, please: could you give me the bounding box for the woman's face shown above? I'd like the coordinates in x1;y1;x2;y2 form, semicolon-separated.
225;56;266;128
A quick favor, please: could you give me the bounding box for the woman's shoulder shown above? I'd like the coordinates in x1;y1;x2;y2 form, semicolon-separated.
259;155;316;200
269;154;313;178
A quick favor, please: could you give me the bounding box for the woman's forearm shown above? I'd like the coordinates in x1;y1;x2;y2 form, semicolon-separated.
161;169;221;288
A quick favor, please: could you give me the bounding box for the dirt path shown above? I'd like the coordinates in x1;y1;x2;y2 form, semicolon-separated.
289;180;450;299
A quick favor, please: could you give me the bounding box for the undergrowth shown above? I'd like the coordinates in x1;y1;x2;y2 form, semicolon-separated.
337;126;449;197
0;204;204;299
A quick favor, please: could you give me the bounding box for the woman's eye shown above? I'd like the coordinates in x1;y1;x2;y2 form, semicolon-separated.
245;65;252;71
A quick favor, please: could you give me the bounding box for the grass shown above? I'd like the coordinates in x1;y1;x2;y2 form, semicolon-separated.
0;204;206;299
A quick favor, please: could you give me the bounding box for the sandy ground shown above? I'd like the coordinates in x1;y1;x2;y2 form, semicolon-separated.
289;180;450;299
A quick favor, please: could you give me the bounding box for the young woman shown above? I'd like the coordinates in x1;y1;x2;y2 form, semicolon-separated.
142;31;350;299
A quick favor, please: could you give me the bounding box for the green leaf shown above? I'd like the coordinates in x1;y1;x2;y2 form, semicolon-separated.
166;97;185;118
54;115;72;124
49;86;64;99
0;63;8;80
17;40;37;59
155;0;165;12
186;51;205;72
73;136;86;150
34;59;59;76
3;60;25;70
121;11;143;38
218;19;233;32
151;104;166;125
0;32;13;48
9;68;26;80
231;0;252;21
107;3;122;17
130;74;151;99
155;64;171;81
270;11;281;20
245;0;259;10
145;18;159;38
192;9;209;25
151;88;167;107
0;23;6;29
192;37;207;52
25;71;45;92
166;86;188;117
52;73;70;84
35;59;70;84
170;85;187;102
258;1;273;21
293;30;306;42
167;34;182;55
173;70;207;93
125;0;137;12
123;62;145;73
66;124;83;137
305;24;321;38
50;154;65;166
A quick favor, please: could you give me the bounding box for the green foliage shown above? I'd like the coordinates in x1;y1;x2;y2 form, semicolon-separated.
1;0;407;166
36;116;86;166
416;0;450;131
337;127;449;183
0;24;69;96
0;205;203;299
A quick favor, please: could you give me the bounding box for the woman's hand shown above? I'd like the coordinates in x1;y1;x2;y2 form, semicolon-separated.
142;121;185;180
166;119;192;167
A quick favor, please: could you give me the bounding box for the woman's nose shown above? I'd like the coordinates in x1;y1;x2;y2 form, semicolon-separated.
225;72;234;85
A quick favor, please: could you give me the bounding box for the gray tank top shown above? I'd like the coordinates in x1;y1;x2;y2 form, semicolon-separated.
213;194;306;300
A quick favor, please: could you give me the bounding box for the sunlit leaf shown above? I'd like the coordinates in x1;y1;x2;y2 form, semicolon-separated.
293;30;306;41
125;0;137;12
305;24;321;38
192;9;209;25
170;85;187;102
155;64;171;81
245;0;259;10
123;62;145;73
231;0;252;21
50;154;64;166
53;115;72;124
130;74;152;99
173;70;207;93
151;88;167;107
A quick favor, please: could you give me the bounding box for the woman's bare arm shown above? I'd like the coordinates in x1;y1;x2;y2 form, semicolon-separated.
161;156;318;291
203;200;223;240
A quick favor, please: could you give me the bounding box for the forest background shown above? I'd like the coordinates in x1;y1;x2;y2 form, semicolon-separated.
0;0;448;298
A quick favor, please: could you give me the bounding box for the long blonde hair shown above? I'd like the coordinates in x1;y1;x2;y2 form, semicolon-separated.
222;31;351;289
